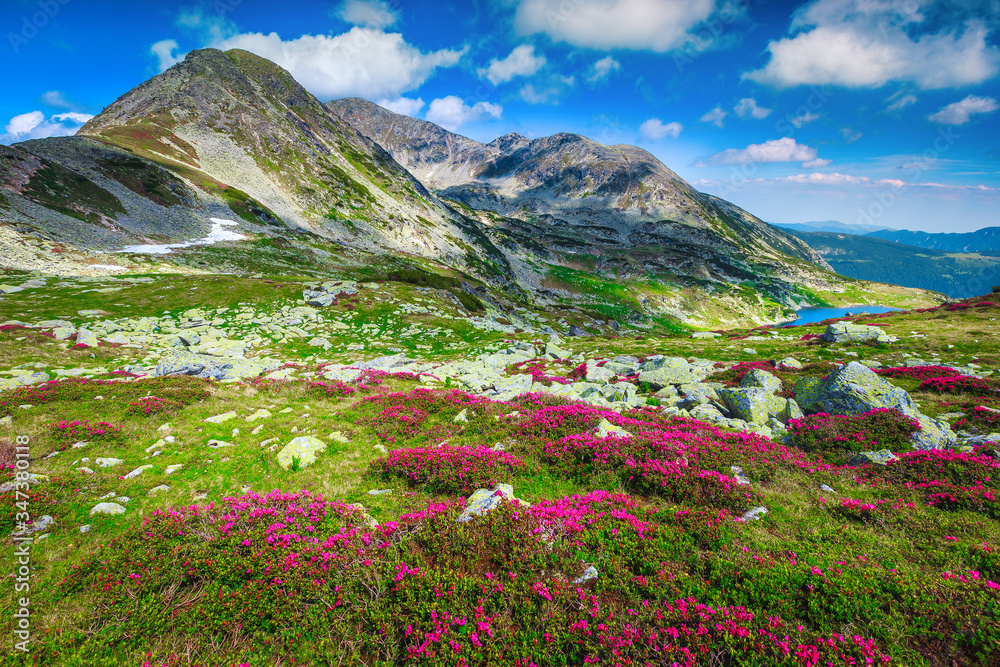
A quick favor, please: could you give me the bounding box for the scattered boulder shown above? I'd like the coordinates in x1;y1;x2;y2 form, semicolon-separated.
597;418;631;438
850;450;899;466
205;411;237;424
796;362;955;450
277;436;327;470
123;465;153;479
741;507;768;521
717;388;788;425
90;502;126;516
75;327;99;348
740;369;783;394
823;323;895;344
457;484;527;523
778;357;803;370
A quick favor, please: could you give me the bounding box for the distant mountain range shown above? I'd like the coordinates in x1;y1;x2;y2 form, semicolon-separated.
773;220;895;234
786;229;1000;298
866;227;1000;253
0;48;943;326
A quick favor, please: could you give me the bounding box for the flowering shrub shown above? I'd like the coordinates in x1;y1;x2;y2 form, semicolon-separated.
877;365;963;382
509;358;574;386
48;420;123;443
953;405;1000;433
371;445;526;494
0;376;210;416
125;396;183;417
920;374;1000;394
51;490;894;666
711;360;837;398
856;449;1000;488
786;409;921;459
307;379;357;398
830;497;919;523
926;484;1000;520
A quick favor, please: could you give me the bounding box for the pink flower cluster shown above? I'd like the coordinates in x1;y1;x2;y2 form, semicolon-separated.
372;445;526;494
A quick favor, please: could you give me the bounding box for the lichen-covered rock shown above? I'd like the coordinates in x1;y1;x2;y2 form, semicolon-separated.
799;362;955;449
457;484;526;522
718;388;787;425
779;357;803;370
638;365;707;389
156;350;281;381
597;418;631;438
823;323;895;344
75;327;99;348
850;450;899;466
740;369;783;394
277;436;327;470
90;502;126;516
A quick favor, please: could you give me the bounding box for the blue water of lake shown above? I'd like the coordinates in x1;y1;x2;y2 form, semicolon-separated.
782;305;901;327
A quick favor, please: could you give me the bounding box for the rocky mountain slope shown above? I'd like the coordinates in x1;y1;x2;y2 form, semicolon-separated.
0;49;943;326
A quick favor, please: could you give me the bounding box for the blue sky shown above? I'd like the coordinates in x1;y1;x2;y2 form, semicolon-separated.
2;0;999;233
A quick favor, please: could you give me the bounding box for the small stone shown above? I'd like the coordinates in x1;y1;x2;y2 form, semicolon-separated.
329;431;349;443
367;489;393;496
597;418;631;438
90;502;126;516
208;440;234;448
277;436;327;470
79;524;91;533
205;411;237;424
165;464;183;475
95;457;123;468
572;565;599;584
148;485;170;495
123;465;153;479
741;506;768;521
454;409;469;423
245;409;272;422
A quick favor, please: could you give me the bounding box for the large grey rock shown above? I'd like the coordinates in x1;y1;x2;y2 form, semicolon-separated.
638;366;707;389
457;484;527;522
799;362;955;450
740;369;783;394
718;388;788;425
156;351;281;381
90;502;126;516
75;327;99;348
823;322;895;344
277;436;327;470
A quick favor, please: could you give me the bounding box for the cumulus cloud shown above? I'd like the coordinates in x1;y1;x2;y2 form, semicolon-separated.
514;0;716;52
802;158;832;168
586;56;621;84
0;110;94;145
639;118;683;141
695;137;819;166
478;45;546;85
337;0;399;29
734;97;772;119
151;39;184;72
214;28;465;100
700;106;727;127
929;94;999;124
377;96;424;116
425;96;502;132
744;0;1000;89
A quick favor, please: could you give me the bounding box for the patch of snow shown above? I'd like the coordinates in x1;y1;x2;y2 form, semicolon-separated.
119;219;247;255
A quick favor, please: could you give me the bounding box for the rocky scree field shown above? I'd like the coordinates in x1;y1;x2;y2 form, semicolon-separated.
1;271;999;666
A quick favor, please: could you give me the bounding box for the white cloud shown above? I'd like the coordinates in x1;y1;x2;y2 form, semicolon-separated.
734;97;772;119
338;0;398;29
214;28;465;101
639;118;683;141
744;0;1000;89
886;93;918;112
696;137;819;166
0;110;94;145
519;84;560;104
841;127;862;143
789;111;820;127
377;96;425;116
586;56;621;84
514;0;716;52
39;91;75;110
478;45;546;85
801;158;832;168
929;95;999;124
151;39;184;73
425;96;502;132
700;106;727;127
